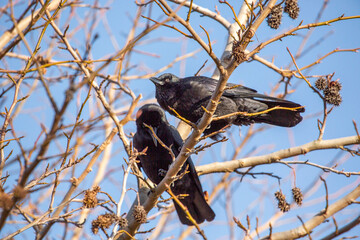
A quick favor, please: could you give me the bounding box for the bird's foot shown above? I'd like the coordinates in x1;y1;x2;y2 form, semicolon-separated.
147;187;156;196
158;169;167;177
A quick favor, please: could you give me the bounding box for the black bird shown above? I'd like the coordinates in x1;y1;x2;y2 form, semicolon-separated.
150;73;304;137
133;104;215;225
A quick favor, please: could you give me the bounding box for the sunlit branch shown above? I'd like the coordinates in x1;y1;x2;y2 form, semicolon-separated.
248;15;360;58
261;184;360;240
197;135;360;175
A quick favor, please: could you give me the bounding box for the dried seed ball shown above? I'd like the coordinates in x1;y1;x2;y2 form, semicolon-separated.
325;92;342;106
323;80;343;107
324;85;340;96
329;81;342;92
91;213;117;234
315;77;327;90
118;217;128;228
83;186;100;208
133;205;147;223
232;41;245;63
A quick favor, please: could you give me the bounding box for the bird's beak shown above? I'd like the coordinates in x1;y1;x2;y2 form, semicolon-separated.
146;126;158;147
150;77;164;86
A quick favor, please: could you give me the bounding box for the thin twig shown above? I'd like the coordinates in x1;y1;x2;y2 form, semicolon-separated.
320;176;329;213
167;188;207;240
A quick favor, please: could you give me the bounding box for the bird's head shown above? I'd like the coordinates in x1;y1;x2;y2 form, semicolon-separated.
149;73;179;87
135;104;167;146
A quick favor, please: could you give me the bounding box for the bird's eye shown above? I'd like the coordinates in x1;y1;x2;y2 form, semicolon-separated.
164;77;170;83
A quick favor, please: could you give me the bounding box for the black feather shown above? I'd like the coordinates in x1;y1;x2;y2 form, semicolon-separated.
150;73;304;137
133;104;215;225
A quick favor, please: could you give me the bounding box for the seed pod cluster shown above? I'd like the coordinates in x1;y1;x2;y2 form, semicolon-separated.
91;213;128;235
83;186;101;208
267;0;300;29
315;76;343;106
91;213;117;235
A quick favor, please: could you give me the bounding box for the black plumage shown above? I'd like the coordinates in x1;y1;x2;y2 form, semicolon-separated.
150;73;304;137
133;104;215;225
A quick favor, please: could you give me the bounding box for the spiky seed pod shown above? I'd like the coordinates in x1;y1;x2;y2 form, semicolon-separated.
133;205;147;223
323;80;343;106
91;213;117;235
325;92;342;106
267;5;283;29
324;86;337;95
275;190;290;212
315;77;327;90
118;217;128;228
284;0;300;19
329;81;342;92
91;222;99;235
292;187;303;206
83;186;100;208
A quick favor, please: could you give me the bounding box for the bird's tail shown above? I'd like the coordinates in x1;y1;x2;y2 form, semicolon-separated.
252;100;305;127
173;190;215;226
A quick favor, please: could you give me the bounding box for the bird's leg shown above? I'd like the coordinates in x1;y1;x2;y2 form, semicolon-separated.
158;169;177;187
172;165;189;183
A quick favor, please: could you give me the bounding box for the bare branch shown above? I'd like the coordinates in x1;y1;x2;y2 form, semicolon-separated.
197;136;360;175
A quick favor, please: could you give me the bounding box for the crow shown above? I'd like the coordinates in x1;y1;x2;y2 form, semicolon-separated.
150;73;304;137
133;104;215;225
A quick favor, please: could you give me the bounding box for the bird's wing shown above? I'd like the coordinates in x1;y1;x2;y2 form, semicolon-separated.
185;76;297;104
169;125;205;195
224;83;257;95
224;83;302;105
185;76;261;97
185;155;205;195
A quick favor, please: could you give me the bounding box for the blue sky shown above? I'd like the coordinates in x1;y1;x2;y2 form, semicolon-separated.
1;0;360;239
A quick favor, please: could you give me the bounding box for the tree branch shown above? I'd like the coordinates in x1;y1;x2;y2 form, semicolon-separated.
261;184;360;240
197;136;360;175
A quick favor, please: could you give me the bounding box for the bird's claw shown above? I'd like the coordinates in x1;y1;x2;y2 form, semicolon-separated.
147;187;156;196
158;169;167;177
